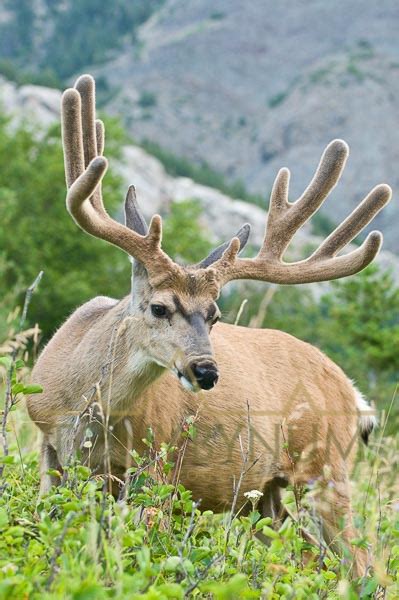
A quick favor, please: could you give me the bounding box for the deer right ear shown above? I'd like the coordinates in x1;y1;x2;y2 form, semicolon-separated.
124;186;149;277
124;185;148;235
197;224;251;268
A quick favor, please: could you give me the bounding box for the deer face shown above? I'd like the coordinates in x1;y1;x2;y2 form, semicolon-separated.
132;265;221;392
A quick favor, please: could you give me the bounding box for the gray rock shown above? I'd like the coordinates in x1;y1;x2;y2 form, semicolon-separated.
0;77;60;128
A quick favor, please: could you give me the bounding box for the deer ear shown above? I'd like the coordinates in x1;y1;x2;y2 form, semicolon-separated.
197;224;251;269
124;185;148;235
125;186;149;277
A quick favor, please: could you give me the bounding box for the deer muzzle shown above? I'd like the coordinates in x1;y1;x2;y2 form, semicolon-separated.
189;361;219;391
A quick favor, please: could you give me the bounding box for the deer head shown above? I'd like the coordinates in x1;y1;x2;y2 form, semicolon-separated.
61;75;391;392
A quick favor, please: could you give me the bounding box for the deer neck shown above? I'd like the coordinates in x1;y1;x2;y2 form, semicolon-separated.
96;295;165;419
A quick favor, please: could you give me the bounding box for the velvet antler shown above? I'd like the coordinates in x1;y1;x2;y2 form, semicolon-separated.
61;75;176;278
210;140;391;285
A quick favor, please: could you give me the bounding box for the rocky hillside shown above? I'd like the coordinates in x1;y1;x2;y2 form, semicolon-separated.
90;0;399;253
1;76;397;282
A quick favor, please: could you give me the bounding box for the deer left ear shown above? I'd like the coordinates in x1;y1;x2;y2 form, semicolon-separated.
196;224;251;268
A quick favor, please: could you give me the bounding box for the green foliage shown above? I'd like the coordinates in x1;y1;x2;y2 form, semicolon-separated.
138;91;157;109
317;267;399;393
140;139;265;207
0;0;165;86
0;356;42;398
0;60;62;89
161;200;212;264
0;113;130;339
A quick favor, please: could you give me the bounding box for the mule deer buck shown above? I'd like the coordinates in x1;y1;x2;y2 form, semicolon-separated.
28;75;391;577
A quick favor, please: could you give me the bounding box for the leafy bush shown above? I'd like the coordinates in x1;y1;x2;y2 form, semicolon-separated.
162;200;212;264
317;267;399;401
138;91;157;109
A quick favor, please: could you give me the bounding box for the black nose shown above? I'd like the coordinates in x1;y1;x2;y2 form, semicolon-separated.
191;362;219;390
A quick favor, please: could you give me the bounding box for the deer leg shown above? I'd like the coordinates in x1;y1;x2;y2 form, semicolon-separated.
256;480;288;545
314;478;369;578
39;437;62;497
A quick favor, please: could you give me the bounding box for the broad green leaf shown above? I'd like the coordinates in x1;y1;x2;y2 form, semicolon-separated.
22;384;43;395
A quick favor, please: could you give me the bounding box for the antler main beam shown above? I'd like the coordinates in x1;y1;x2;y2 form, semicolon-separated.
212;140;391;285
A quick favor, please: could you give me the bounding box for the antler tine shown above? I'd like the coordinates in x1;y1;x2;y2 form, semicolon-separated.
95;119;105;156
61;88;85;187
74;75;105;214
211;140;391;286
311;184;391;259
66;156;109;233
75;75;97;166
295;139;348;220
262;140;348;260
124;185;149;235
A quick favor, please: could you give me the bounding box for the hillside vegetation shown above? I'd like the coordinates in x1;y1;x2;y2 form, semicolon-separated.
0;0;164;88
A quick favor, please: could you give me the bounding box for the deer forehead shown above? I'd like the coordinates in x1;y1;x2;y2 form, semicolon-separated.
149;267;220;299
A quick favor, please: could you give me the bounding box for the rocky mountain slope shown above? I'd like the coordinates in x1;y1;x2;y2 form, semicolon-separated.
91;0;399;253
1;76;397;282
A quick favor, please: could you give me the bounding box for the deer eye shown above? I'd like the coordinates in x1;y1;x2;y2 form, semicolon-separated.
151;304;167;318
208;313;220;326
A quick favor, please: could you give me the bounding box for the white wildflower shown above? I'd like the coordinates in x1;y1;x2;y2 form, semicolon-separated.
244;490;263;501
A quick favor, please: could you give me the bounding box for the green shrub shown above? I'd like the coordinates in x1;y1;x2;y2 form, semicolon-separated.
138;91;157;109
162;199;212;263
